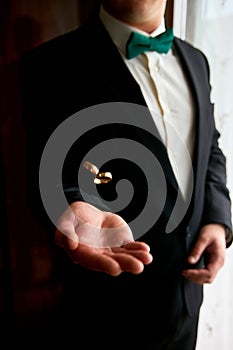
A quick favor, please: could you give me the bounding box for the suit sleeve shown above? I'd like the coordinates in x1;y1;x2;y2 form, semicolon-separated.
201;121;233;247
19;48;86;231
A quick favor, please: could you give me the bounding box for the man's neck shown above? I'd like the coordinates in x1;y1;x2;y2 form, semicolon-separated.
102;2;166;34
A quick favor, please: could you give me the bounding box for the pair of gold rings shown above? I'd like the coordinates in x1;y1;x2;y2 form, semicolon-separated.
83;161;112;184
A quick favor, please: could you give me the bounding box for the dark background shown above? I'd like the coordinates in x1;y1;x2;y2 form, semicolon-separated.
0;0;174;333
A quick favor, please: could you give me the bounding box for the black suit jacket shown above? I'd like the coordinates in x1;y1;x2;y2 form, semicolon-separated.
20;15;232;340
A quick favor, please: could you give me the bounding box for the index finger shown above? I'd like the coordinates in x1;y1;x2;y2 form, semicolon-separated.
182;256;223;284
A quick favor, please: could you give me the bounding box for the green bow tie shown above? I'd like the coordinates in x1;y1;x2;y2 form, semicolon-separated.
126;27;174;59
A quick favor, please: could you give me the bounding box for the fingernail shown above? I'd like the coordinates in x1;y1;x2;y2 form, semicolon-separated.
189;256;196;264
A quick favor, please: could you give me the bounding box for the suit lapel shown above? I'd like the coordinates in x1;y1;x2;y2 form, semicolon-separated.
173;38;211;200
89;17;179;193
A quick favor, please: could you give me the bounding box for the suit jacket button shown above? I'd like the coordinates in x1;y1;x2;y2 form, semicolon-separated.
186;226;191;238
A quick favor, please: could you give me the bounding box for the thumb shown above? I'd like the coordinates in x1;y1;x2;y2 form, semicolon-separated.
55;209;79;250
187;235;208;265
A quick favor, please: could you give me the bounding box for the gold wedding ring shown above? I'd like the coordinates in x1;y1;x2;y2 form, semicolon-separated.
83;161;112;184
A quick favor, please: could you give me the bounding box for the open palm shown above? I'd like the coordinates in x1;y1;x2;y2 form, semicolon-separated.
55;201;153;276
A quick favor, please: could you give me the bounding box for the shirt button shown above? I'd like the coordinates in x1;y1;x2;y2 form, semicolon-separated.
155;65;159;72
164;107;170;115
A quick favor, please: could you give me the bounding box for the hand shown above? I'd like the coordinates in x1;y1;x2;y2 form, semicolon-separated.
55;201;153;276
182;224;226;284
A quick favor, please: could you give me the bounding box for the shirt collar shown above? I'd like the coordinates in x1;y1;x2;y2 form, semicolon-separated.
99;5;166;57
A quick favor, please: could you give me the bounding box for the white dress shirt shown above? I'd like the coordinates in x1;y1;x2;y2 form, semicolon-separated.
100;7;195;201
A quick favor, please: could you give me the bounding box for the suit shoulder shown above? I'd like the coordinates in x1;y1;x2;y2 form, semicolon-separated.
174;37;208;58
20;15;100;65
174;36;210;68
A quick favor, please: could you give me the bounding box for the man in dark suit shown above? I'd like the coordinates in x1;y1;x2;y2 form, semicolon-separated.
20;0;232;349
